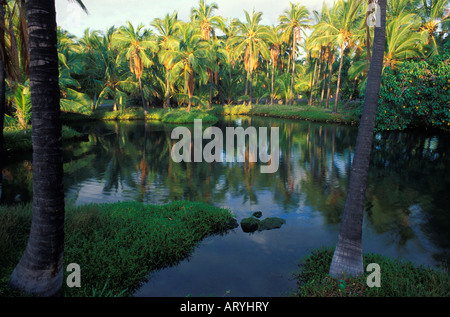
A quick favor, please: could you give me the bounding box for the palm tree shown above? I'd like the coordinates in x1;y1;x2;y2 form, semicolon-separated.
232;9;270;108
95;30;136;111
114;21;157;114
384;12;427;68
279;2;311;105
329;0;387;278
8;0;83;296
75;29;103;108
169;22;209;111
265;25;283;105
191;0;224;40
419;0;450;57
315;0;365;113
310;1;337;109
191;0;225;108
204;37;227;107
152;12;181;108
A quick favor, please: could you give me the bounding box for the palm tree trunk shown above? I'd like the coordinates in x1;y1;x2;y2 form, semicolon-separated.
209;70;213;109
321;59;328;105
315;52;323;101
245;71;249;96
0;3;6;200
271;63;275;105
290;30;296;105
309;56;318;105
333;42;345;113
365;0;373;65
325;53;333;109
187;69;194;112
164;71;170;109
9;0;65;296
329;0;386;278
139;78;147;115
249;70;253;108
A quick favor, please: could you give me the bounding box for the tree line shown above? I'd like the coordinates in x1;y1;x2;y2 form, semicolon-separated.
1;0;448;126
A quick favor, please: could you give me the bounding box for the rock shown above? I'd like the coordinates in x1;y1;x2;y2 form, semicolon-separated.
251;211;263;218
240;216;286;233
240;217;260;233
258;217;286;231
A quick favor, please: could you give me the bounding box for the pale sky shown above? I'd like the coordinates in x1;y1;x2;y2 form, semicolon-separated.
55;0;332;38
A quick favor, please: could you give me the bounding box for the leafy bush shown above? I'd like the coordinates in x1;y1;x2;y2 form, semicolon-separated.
360;51;450;131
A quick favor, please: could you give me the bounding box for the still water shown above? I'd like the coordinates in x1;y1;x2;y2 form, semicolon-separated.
3;116;449;296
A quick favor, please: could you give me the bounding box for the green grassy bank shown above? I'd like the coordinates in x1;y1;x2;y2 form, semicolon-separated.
61;102;359;126
293;247;450;297
211;103;360;125
0;201;237;297
61;107;219;124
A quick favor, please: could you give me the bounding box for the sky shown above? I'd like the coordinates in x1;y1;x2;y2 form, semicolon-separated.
55;0;331;38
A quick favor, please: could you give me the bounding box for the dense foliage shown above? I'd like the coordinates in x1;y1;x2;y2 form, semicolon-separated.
373;51;450;131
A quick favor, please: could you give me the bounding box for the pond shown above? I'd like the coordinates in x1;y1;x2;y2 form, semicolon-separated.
2;116;449;297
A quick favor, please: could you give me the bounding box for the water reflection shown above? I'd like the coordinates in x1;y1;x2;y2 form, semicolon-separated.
2;117;449;293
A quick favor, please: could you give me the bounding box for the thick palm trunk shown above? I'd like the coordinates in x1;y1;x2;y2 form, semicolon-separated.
329;0;386;278
333;42;345;113
9;0;65;296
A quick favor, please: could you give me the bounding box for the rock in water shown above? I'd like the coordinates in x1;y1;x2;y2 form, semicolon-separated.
258;217;286;231
251;211;263;218
240;216;286;232
240;217;260;233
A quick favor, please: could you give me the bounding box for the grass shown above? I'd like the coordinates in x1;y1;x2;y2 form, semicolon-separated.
293;247;450;297
60;101;359;126
0;201;238;297
61;106;219;124
159;108;218;124
3;125;87;153
211;102;360;125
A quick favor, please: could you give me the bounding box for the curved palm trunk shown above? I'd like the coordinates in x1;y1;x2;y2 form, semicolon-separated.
9;0;65;296
333;42;345;113
329;0;386;278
